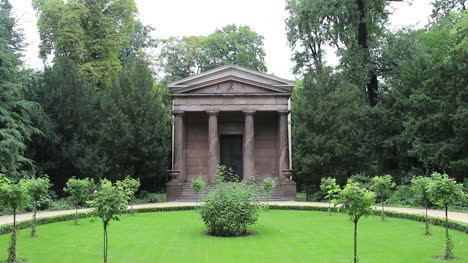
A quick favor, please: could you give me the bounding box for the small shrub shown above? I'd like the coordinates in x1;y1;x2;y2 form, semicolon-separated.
262;178;277;207
191;176;206;205
199;167;262;236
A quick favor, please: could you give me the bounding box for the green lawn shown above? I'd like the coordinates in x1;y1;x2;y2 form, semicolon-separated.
0;210;466;262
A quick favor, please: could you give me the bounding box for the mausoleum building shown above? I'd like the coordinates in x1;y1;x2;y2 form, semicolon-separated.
166;65;296;201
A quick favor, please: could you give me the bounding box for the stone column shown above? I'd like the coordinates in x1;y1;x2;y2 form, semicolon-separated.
173;110;185;182
207;111;219;183
243;110;255;180
278;110;290;181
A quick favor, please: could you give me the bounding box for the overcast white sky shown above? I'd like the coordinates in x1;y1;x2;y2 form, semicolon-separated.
10;0;433;80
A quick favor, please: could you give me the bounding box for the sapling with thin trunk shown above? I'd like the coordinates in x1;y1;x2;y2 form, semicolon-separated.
0;175;30;263
116;176;140;215
333;181;375;263
427;172;466;259
64;177;95;225
411;176;433;235
320;177;340;215
370;175;395;221
20;176;50;237
191;175;206;206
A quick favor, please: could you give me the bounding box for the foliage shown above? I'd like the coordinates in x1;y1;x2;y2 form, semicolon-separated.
157;24;267;82
191;176;206;194
115;176;139;215
427;172;466;259
63;177;95;225
333;181;375;263
19;176;50;237
199;168;262;236
320;177;340;215
370;174;395;221
411;176;433;234
32;0;138;88
92;181;128;263
200;24;267;72
292;71;370;186
262;177;277;206
26;58;107;185
0;177;29;263
100;58;170;190
0;0;42;178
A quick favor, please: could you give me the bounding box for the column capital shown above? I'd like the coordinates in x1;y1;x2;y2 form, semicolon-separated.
206;110;219;116
243;110;256;116
172;110;184;116
278;110;291;115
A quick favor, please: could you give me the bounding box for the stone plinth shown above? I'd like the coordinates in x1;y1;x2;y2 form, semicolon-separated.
166;170;183;201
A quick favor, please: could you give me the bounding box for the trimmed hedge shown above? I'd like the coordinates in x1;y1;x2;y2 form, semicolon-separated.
0;204;466;235
269;205;468;234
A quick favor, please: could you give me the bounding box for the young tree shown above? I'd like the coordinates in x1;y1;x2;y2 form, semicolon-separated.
115;176;140;215
93;181;128;263
20;176;50;237
370;174;395;221
191;175;206;206
0;176;30;263
411;176;433;235
262;178;277;208
320;177;340;216
333;181;375;263
428;172;466;259
63;177;95;225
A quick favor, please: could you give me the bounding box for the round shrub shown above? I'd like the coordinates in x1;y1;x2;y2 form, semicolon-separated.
200;179;261;237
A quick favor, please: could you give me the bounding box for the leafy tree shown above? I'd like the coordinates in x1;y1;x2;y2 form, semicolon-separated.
333;181;375;263
0;0;41;177
431;0;466;21
191;175;206;206
157;36;205;82
320;177;340;215
262;177;277;207
292;70;370;186
92;180;128;263
119;20;157;63
428;172;466;259
115;176;140;215
32;0;138;88
0;175;30;263
20;176;50;237
286;0;390;106
63;177;95;225
157;24;267;81
411;176;433;235
370;174;395;221
100;58;170;191
396;13;468;180
26;58;107;186
200;24;267;72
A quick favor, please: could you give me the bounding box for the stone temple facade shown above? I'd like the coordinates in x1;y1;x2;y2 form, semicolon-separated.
166;65;296;201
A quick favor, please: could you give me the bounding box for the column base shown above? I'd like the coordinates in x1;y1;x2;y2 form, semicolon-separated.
280;180;297;201
166;180;183;201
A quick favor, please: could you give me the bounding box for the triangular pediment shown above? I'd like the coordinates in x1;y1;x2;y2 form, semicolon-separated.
168;65;295;95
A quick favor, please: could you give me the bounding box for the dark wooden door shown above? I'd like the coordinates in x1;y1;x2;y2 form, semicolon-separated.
220;135;243;181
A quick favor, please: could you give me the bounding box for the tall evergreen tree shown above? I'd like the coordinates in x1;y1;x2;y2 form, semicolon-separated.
0;0;41;177
100;58;170;191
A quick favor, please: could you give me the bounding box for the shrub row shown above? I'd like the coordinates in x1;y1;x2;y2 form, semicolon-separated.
269;205;468;233
0;204;465;235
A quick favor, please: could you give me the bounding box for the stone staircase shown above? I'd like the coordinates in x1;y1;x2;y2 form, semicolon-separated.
175;183;288;202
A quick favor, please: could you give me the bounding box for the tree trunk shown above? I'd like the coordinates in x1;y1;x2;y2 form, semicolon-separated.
424;200;430;235
354;221;358;263
444;204;453;259
7;208;17;263
74;202;79;225
380;196;385;221
103;222;108;263
356;0;378;106
31;201;37;237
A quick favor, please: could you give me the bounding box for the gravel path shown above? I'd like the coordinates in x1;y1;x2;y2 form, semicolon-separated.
0;201;466;226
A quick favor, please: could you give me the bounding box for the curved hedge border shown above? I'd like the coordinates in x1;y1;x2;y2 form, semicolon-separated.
0;204;466;235
269;205;468;234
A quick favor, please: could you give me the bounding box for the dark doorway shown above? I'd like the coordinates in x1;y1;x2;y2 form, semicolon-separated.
220;135;243;181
